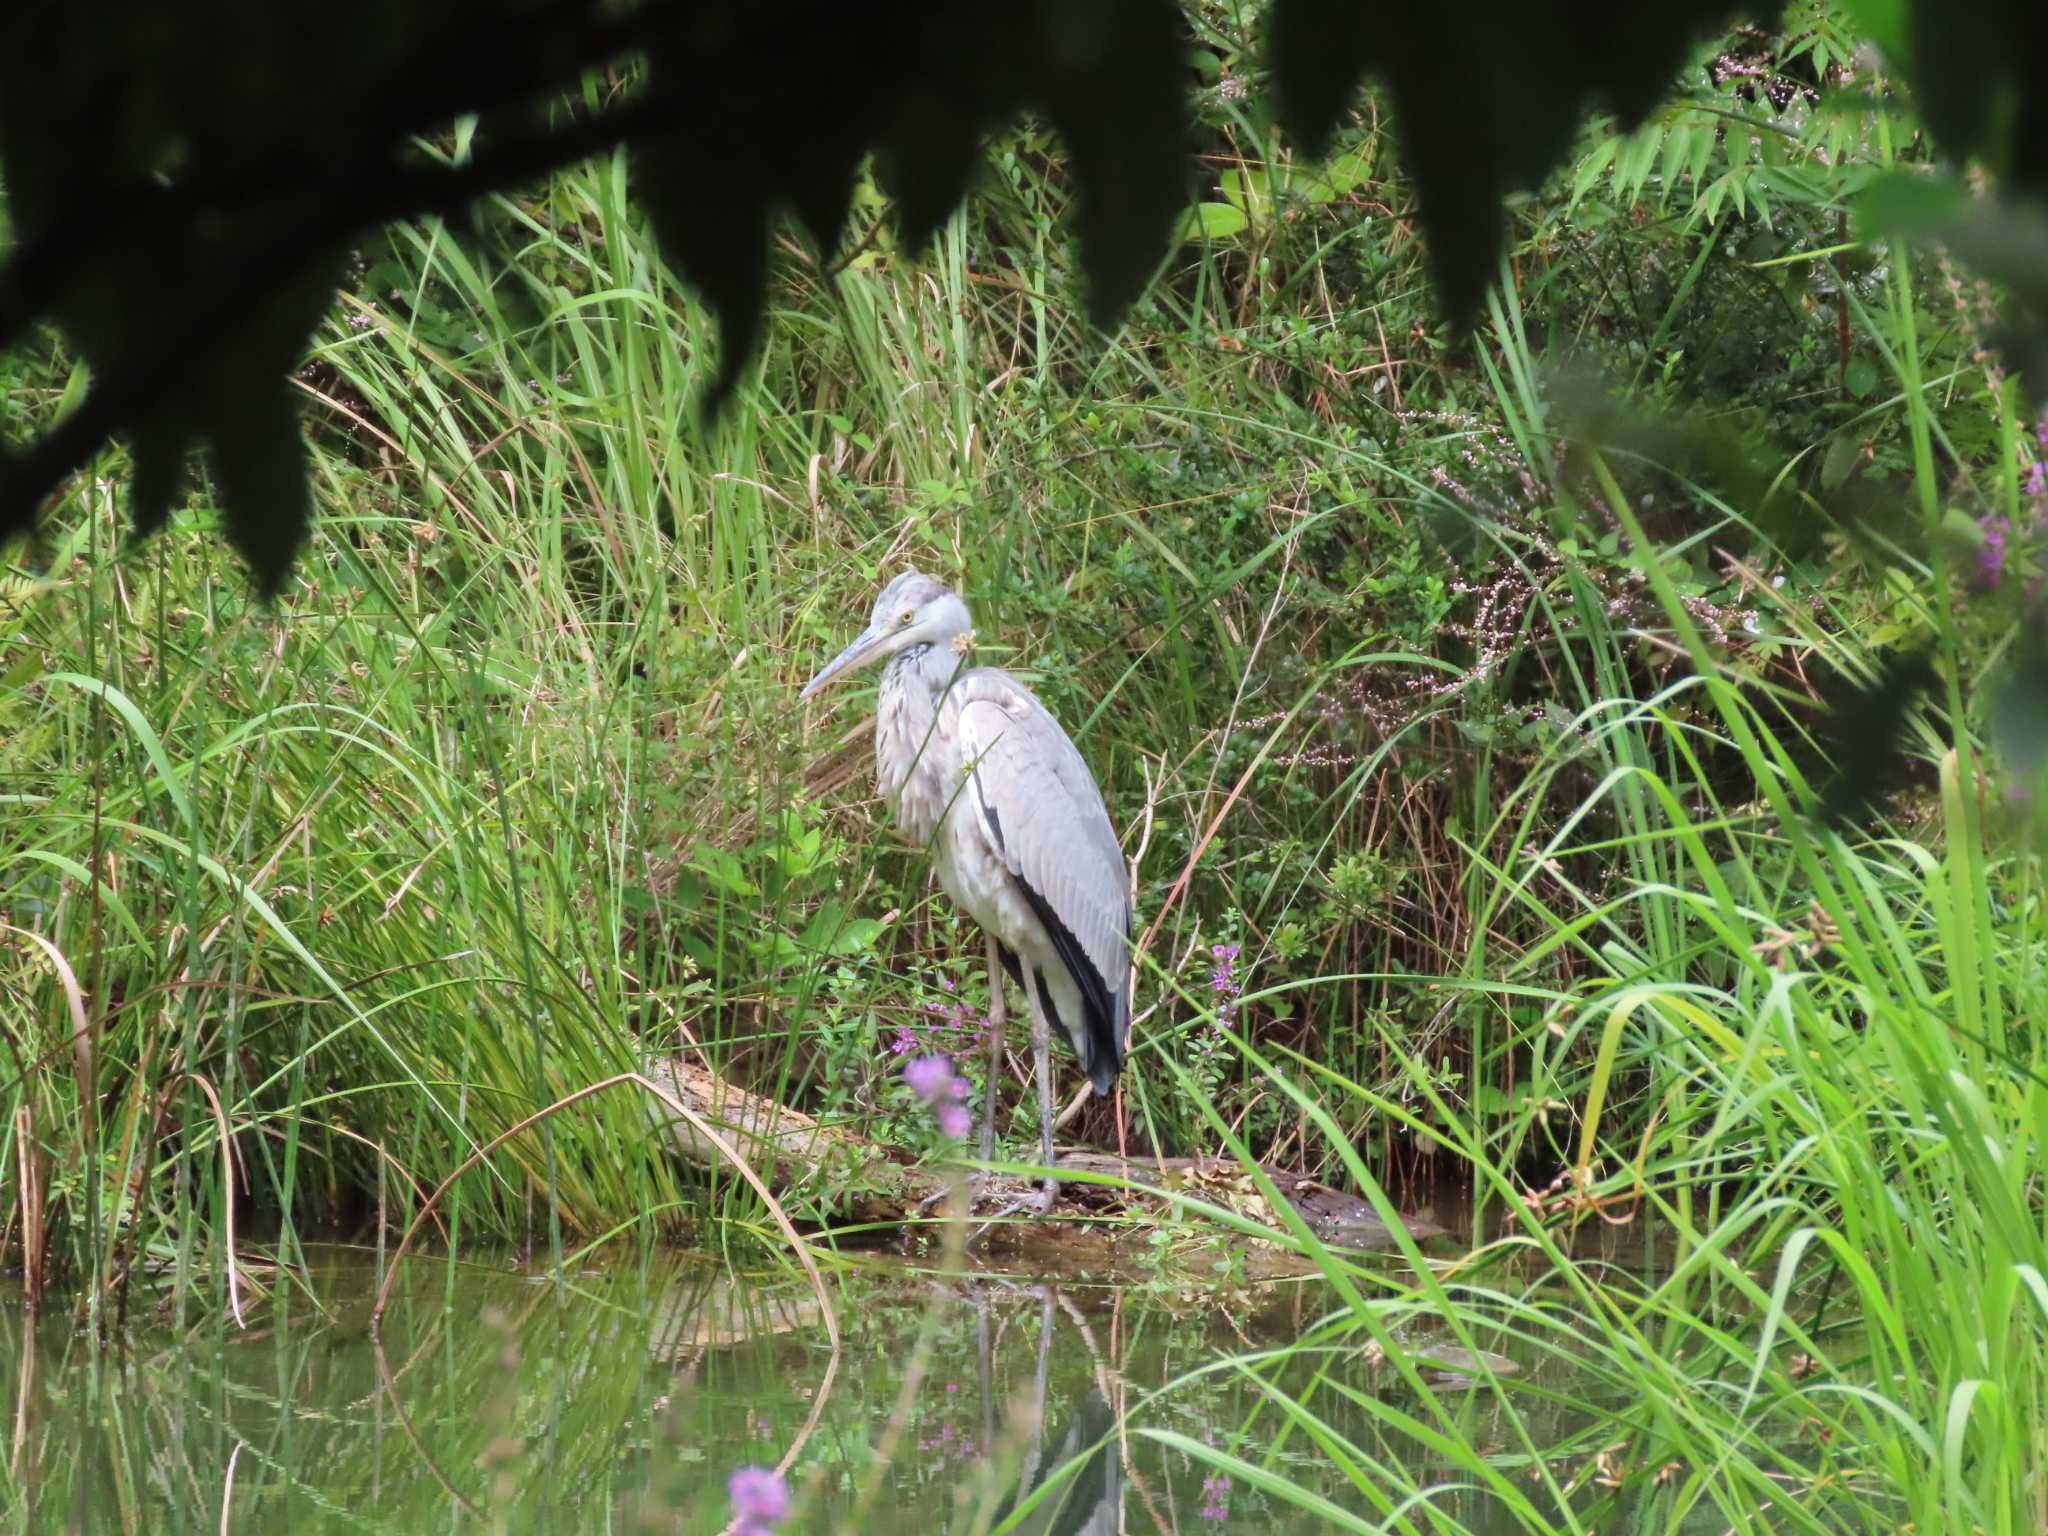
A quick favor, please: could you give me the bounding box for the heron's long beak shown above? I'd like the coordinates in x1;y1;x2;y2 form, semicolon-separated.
798;623;885;701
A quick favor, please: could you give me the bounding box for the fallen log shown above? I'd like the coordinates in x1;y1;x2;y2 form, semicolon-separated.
640;1055;1442;1250
640;1054;931;1226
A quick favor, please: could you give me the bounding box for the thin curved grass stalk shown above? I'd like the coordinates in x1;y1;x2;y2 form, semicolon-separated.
179;1071;249;1328
369;1071;840;1353
369;1329;485;1521
0;924;93;1145
11;1105;44;1307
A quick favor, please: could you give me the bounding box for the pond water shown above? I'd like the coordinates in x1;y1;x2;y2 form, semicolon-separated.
1;1219;1617;1533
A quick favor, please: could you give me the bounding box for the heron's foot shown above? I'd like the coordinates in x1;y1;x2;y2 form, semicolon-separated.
969;1178;1058;1243
916;1174;991;1217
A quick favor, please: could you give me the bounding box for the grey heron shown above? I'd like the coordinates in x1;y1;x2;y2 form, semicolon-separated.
799;571;1130;1212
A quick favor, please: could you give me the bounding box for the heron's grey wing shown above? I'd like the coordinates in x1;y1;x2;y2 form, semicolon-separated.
955;673;1130;1075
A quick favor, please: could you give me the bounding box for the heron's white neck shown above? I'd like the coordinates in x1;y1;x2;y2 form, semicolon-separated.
875;640;967;846
892;636;967;694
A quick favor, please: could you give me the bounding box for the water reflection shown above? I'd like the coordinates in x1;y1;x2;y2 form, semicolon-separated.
0;1243;1553;1532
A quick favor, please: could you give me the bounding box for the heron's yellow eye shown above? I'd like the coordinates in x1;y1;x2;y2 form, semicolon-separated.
897;610;915;627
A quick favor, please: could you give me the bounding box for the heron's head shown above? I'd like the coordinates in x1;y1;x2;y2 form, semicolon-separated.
798;571;973;700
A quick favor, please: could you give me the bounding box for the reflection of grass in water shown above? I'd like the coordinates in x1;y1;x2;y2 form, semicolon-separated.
1;1251;1458;1532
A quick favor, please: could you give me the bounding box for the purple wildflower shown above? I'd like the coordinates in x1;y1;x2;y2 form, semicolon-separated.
904;1054;975;1138
1210;944;1242;1025
1200;1472;1232;1521
727;1466;790;1534
1189;940;1247;1074
1977;513;2011;590
903;1055;955;1102
889;982;994;1068
917;1419;979;1461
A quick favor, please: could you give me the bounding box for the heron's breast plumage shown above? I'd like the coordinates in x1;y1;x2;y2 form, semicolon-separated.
874;653;1009;932
874;645;953;847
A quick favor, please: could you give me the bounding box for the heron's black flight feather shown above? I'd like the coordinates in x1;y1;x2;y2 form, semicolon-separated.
1013;872;1123;1095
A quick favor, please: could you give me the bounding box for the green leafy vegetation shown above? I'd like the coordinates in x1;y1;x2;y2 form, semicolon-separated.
3;0;2045;592
4;4;2048;1531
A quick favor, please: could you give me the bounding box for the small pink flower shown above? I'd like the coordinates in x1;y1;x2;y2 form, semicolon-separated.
1977;513;2011;590
903;1055;954;1102
1200;1472;1232;1521
905;1055;976;1138
727;1465;790;1532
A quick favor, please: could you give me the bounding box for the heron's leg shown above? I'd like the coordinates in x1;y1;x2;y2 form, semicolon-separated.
1028;985;1058;1212
932;937;1011;1222
976;1293;995;1452
979;932;1006;1167
1013;1287;1056;1496
970;974;1059;1233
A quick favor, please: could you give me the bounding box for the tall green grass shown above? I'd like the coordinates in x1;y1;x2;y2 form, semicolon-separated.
1136;198;2048;1530
2;112;1451;1301
4;12;2045;1530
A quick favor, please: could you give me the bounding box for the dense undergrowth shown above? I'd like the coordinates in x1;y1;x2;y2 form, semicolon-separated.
4;4;2047;1529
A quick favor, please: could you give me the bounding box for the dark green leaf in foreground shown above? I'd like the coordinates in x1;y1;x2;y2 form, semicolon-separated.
1036;0;1191;325
1895;0;2048;199
1270;0;1742;323
3;0;2047;591
209;384;315;600
637;3;1189;409
1857;175;2048;412
874;13;1037;261
637;7;892;407
0;0;501;592
1814;648;1941;829
127;419;199;547
1989;635;2048;788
